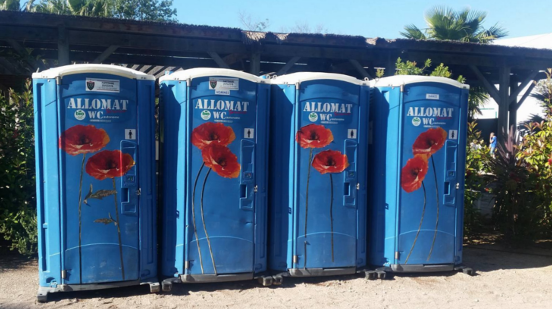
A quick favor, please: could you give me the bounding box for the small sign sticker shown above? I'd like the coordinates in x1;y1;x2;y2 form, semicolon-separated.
125;129;136;140
86;78;120;93
209;77;239;91
348;129;357;139
426;93;440;100
215;89;230;95
449;129;458;140
244;128;254;139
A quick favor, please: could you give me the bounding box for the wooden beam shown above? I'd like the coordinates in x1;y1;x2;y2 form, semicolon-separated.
57;25;69;65
146;65;166;76
469;65;500;103
155;66;175;79
509;70;538;104
93;45;119;64
517;81;537;110
207;51;229;69
276;56;300;76
223;53;247;66
6;39;38;71
348;59;371;79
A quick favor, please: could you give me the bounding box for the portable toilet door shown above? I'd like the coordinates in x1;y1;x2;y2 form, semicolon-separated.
368;76;469;274
33;65;158;302
269;73;369;278
159;68;270;289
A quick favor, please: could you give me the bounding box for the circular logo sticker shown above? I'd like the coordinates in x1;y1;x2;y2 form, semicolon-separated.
201;110;211;120
74;109;86;121
412;117;421;126
309;112;318;122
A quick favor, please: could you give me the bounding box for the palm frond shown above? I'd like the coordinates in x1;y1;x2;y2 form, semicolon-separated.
400;24;427;40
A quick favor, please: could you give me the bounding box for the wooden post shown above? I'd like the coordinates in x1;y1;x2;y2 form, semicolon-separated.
384;52;397;76
498;66;511;150
249;50;260;75
57;25;70;65
509;75;518;141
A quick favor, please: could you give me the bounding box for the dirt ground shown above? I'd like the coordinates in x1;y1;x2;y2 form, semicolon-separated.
1;241;551;309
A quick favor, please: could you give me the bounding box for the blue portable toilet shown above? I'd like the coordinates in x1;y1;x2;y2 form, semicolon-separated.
268;73;369;279
32;65;158;301
159;68;270;289
367;76;471;276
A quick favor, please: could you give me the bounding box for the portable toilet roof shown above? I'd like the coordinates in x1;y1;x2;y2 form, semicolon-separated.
32;64;155;80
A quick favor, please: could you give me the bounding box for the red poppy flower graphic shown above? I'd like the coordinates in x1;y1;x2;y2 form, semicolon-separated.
86;150;135;181
192;122;236;150
295;124;334;149
412;127;447;158
312;150;349;174
201;144;241;178
59;125;110;156
400;155;429;193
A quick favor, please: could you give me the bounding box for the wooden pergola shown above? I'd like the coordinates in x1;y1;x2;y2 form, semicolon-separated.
1;11;552;148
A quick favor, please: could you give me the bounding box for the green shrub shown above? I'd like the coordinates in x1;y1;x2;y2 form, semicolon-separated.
464;122;492;239
504;68;552;241
0;80;37;255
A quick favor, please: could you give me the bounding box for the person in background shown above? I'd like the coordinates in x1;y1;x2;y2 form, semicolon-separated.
489;132;496;158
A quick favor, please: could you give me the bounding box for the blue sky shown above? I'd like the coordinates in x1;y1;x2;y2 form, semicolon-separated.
174;0;551;39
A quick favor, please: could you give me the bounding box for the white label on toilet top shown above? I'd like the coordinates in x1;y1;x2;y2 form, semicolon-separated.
426;93;439;100
209;77;239;91
85;78;120;93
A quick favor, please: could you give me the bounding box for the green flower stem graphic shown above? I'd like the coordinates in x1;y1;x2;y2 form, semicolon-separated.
200;168;217;275
427;157;440;261
112;178;125;280
304;148;313;269
78;153;86;284
329;174;334;263
192;162;205;274
405;182;427;264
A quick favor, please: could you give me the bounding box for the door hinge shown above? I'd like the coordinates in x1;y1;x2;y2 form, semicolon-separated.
184;261;190;269
56;76;61;85
456;183;460;190
400;84;404;92
61;270;67;279
293;255;298;264
356;183;360;190
254;185;258;193
395;252;400;260
136;188;141;196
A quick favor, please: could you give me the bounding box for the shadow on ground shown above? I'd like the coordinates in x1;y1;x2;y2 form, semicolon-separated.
2;239;551;304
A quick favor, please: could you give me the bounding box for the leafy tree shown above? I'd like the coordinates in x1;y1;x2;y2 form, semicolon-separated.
21;0;177;21
31;0;110;17
109;0;176;22
0;0;20;10
238;10;270;31
0;80;37;255
401;6;507;43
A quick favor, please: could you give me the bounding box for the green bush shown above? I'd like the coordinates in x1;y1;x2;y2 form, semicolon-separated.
502;68;552;241
463;122;492;239
0;80;37;255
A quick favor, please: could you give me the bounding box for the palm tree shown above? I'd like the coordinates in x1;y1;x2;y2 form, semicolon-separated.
468;87;488;121
0;0;22;10
401;7;508;43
